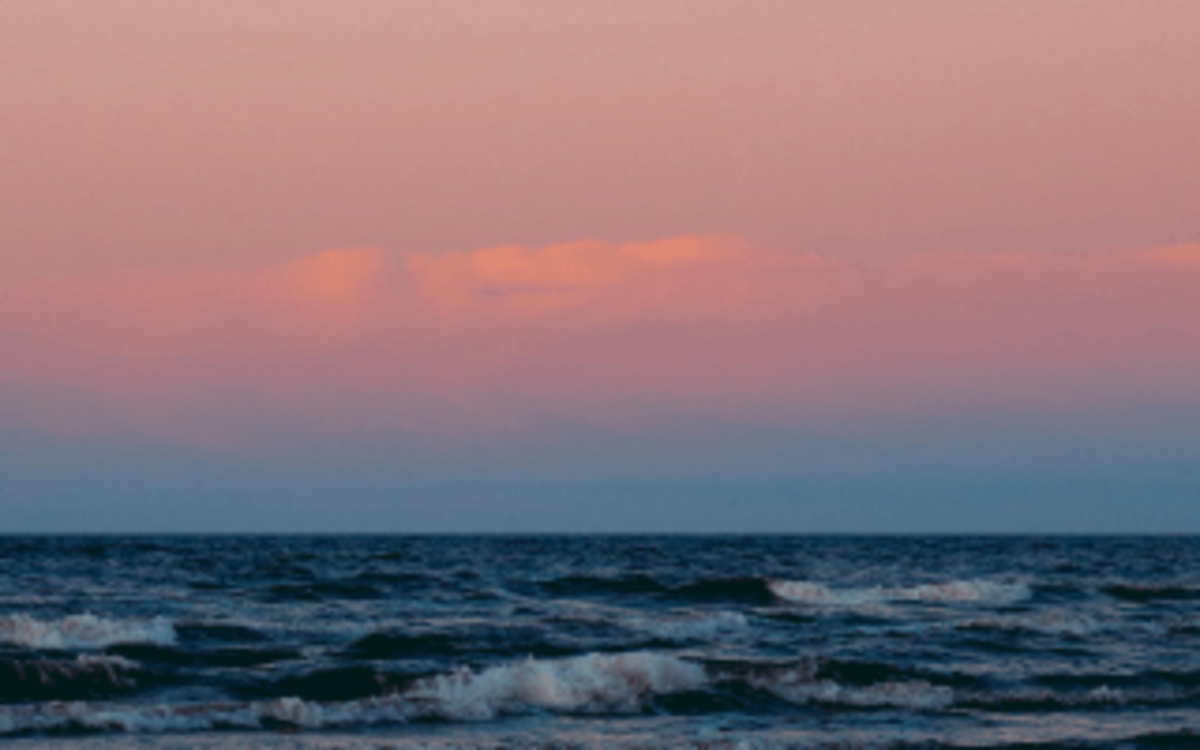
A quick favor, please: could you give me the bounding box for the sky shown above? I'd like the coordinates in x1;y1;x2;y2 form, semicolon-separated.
2;1;1199;532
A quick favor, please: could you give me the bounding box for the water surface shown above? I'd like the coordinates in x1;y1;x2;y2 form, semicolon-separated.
2;536;1198;747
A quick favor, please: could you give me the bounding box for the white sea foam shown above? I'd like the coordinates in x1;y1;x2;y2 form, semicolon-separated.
960;684;1148;709
0;614;176;650
629;611;749;642
959;610;1100;637
736;662;954;711
768;579;1029;607
405;651;708;720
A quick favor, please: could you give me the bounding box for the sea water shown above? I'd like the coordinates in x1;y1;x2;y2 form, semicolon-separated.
1;536;1198;748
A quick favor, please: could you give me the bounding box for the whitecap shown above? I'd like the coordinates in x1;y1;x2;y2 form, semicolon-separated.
0;614;176;650
732;661;953;711
405;651;708;720
959;610;1100;637
768;579;1029;607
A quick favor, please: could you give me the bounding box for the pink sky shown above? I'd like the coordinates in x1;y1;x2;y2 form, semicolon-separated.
2;1;1199;280
3;238;1198;451
1;2;1199;530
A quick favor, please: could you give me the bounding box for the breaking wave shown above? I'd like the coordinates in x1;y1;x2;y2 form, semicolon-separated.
0;651;706;734
404;651;707;720
768;579;1030;606
0;614;176;651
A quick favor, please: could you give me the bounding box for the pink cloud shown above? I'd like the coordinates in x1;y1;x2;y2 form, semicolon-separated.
1141;243;1200;267
2;237;1197;449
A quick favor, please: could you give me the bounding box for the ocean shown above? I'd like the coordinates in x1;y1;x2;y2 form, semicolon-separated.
1;535;1198;748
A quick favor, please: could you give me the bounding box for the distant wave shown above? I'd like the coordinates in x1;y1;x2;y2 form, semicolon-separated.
0;614;176;650
767;579;1031;606
530;574;1036;609
540;575;1032;608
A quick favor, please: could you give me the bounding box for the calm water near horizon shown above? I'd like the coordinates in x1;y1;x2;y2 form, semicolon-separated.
2;535;1199;748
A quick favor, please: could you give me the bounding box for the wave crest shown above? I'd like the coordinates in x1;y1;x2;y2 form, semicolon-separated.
405;651;707;720
768;579;1030;606
0;614;176;650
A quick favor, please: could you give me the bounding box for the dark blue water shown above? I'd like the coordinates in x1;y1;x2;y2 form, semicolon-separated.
1;536;1199;748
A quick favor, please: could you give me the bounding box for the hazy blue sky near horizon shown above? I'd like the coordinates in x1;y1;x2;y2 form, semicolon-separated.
2;1;1199;532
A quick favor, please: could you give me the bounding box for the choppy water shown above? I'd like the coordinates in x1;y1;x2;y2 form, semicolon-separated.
1;536;1199;748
